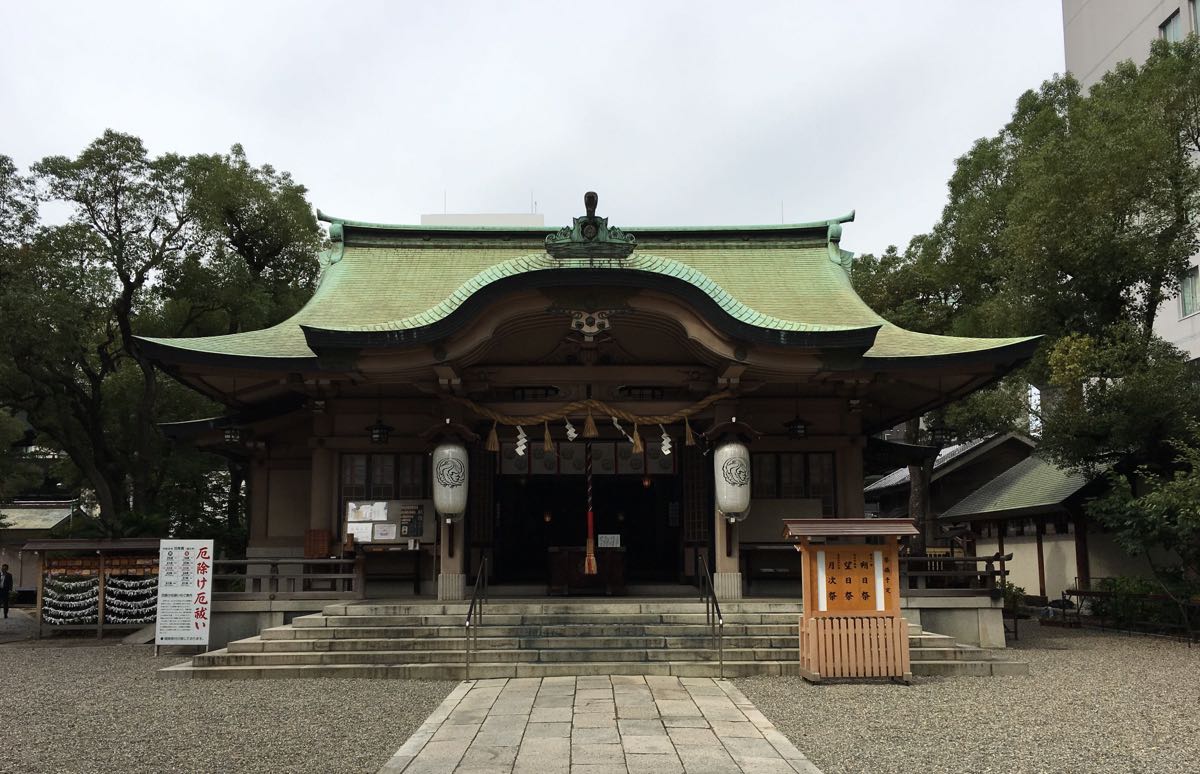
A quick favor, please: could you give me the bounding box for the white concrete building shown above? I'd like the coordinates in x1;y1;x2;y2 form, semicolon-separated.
1063;1;1200;358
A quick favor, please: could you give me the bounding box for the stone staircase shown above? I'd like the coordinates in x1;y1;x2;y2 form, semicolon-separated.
160;599;1028;679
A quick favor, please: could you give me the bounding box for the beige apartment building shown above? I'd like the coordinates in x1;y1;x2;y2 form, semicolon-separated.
1063;0;1200;359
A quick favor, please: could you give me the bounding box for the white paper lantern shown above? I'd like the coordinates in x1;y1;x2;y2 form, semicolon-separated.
714;440;751;520
432;442;469;522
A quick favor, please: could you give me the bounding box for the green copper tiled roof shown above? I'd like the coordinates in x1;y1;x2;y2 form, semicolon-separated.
137;220;1036;362
940;456;1090;521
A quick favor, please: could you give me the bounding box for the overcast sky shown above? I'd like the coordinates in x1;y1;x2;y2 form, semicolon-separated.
1;1;1064;256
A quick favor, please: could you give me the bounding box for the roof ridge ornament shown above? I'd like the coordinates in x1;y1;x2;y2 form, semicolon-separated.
545;191;637;261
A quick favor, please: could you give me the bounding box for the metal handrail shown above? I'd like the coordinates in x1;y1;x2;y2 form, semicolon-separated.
696;553;724;678
464;556;488;680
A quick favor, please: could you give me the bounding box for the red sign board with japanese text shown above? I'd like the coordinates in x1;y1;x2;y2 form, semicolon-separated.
155;539;214;646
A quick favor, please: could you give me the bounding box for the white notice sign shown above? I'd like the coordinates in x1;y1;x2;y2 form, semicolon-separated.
373;522;398;542
346;522;373;544
155;539;215;646
598;533;621;548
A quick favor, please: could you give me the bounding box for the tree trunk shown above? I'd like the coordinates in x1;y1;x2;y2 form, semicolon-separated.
904;418;936;551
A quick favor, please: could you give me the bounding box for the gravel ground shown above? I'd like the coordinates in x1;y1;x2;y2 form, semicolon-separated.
737;625;1200;774
0;633;454;774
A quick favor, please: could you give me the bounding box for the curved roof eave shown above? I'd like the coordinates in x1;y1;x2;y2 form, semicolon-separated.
863;335;1043;370
135;336;320;370
316;208;856;240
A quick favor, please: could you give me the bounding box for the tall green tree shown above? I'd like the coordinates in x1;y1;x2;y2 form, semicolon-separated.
0;133;321;544
854;37;1200;545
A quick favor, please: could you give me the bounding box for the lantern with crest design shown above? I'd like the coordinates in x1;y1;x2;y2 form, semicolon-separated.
713;440;751;521
432;442;469;523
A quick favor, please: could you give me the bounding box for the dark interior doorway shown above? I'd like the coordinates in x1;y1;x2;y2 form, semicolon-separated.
494;474;682;584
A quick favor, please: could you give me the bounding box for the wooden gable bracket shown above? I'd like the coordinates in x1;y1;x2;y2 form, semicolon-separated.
434;364;462;394
717;363;746;388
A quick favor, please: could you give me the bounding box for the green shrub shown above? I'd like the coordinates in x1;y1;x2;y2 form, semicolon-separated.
1001;581;1027;612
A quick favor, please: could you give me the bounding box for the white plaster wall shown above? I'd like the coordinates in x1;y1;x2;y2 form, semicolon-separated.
1041;535;1081;599
977;535;1078;600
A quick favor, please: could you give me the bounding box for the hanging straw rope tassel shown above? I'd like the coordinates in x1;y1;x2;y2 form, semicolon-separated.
485;421;500;452
583;408;599;438
684;416;696;446
631;423;643;454
584;440;597;575
543;421;554;452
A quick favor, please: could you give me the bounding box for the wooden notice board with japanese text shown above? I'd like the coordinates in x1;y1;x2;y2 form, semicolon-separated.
784;518;918;683
801;542;901;617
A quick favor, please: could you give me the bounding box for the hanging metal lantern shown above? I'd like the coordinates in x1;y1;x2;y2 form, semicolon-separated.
714;439;751;521
366;417;393;445
432;442;469;522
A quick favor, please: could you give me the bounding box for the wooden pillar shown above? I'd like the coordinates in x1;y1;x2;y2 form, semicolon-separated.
1035;520;1047;599
34;552;44;640
1073;509;1091;590
249;463;269;542
96;553;106;639
836;441;865;517
438;517;465;600
713;507;742;600
996;521;1006;582
309;447;334;532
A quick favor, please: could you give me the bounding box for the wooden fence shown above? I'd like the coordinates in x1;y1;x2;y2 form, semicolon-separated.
900;553;1011;598
798;615;911;681
211;557;364;601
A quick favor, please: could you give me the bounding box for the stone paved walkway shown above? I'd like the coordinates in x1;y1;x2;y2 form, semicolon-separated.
379;675;821;774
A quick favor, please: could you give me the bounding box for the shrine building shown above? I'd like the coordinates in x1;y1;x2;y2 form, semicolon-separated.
138;194;1037;601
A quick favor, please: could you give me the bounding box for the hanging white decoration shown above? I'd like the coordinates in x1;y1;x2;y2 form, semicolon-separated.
42;576;100;625
515;425;528;456
43;577;97;591
432;442;469;523
564;418;578;442
659;424;672;456
43;612;99;625
106;576;159;590
714;439;751;520
611;416;632;442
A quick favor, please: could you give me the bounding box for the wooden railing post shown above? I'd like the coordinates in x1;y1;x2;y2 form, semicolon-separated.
96;553;106;639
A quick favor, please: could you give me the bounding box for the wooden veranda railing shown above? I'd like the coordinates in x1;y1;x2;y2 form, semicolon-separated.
211;557;365;601
900;553;1012;598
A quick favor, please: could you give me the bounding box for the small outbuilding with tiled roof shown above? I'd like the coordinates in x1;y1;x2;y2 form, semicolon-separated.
938;455;1162;602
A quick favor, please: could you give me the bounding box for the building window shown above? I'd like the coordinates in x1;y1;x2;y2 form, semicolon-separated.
341;453;429;505
1181;266;1199;318
396;454;427;498
1192;1;1199;35
1161;10;1183;42
779;453;807;498
749;452;837;514
751;454;778;498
